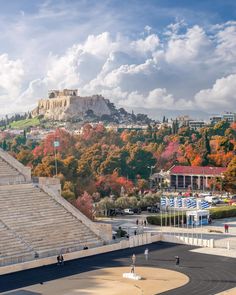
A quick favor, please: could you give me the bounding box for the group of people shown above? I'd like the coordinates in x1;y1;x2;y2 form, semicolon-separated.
130;249;180;274
57;254;64;266
136;219;147;227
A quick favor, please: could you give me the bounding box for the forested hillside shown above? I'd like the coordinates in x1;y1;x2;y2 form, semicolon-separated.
1;120;236;201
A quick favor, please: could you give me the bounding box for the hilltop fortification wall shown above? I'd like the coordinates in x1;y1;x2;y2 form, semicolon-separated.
31;90;111;120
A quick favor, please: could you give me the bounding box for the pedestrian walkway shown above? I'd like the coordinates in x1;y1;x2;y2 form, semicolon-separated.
190;247;236;258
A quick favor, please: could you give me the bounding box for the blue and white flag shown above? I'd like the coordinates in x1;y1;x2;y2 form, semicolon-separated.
200;200;210;209
190;198;197;208
186;198;192;208
169;198;175;207
160;197;167;207
177;198;182;208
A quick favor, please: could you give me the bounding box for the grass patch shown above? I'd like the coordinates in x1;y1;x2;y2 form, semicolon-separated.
8;117;40;129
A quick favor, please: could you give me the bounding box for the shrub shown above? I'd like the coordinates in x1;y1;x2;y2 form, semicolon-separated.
210;206;236;219
147;213;186;226
147;207;236;226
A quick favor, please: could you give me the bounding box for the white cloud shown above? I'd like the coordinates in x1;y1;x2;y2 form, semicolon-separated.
131;34;160;54
0;54;24;113
195;74;236;111
165;25;212;64
0;20;236;115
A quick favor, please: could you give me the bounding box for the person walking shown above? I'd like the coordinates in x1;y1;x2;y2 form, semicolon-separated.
130;264;135;273
144;248;149;261
175;256;180;266
136;219;139;226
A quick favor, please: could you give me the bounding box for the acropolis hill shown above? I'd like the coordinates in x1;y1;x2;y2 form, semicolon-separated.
31;89;112;121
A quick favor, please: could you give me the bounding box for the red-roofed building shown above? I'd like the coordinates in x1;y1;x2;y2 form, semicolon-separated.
169;165;227;190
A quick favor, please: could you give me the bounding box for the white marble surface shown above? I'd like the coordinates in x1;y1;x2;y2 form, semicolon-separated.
123;272;142;280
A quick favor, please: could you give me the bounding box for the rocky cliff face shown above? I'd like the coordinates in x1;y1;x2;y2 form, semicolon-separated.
31;90;153;124
31;94;112;121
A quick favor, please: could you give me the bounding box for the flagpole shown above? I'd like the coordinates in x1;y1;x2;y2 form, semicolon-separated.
169;203;172;236
54;140;58;176
160;206;162;233
177;198;180;237
201;203;203;243
173;197;176;236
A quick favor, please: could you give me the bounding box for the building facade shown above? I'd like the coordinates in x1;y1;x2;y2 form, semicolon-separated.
169;165;226;190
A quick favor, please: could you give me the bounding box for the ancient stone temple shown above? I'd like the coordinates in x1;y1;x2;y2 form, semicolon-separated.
31;89;112;120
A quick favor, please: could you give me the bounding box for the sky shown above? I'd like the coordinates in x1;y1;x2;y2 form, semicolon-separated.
0;0;235;118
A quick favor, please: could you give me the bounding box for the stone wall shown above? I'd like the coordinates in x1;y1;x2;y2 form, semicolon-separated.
0;148;31;183
0;233;153;275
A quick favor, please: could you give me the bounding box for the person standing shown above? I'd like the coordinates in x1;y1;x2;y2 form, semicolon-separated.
144;248;149;261
130;264;135;273
224;224;229;233
175;256;180;266
132;254;136;265
59;254;64;265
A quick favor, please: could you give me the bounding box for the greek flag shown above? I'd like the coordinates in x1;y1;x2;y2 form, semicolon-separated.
160;197;167;207
169;198;175;207
200;200;209;209
190;198;197;208
186;198;192;208
177;198;182;208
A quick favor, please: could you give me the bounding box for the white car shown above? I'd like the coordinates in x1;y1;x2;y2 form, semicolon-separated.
124;208;134;215
204;196;220;205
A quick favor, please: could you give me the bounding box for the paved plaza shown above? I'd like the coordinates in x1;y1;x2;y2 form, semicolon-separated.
103;215;236;249
1;242;236;295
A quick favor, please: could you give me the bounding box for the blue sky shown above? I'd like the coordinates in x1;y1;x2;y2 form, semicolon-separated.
0;0;235;117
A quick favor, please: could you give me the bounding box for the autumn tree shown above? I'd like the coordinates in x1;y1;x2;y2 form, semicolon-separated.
223;156;236;193
76;191;94;220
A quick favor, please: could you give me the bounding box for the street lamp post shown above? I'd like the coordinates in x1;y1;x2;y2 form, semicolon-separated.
148;165;156;189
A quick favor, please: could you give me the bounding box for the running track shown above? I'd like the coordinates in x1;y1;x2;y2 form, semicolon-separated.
1;242;236;295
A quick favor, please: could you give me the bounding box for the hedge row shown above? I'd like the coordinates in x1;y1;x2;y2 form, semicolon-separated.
147;213;186;226
209;206;236;219
147;206;236;226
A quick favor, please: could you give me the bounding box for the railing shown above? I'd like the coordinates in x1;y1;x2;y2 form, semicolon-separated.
214;239;236;250
159;232;214;248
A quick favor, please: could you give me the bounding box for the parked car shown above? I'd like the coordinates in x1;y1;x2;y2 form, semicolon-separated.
115;208;125;215
107;209;117;216
124;208;134;215
204;196;220;205
147;206;160;213
132;208;142;214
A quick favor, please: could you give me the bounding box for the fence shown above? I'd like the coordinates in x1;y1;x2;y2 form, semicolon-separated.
214;238;236;250
160;233;214;247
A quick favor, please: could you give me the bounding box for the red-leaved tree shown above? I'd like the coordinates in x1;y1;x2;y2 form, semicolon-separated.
76;191;94;220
